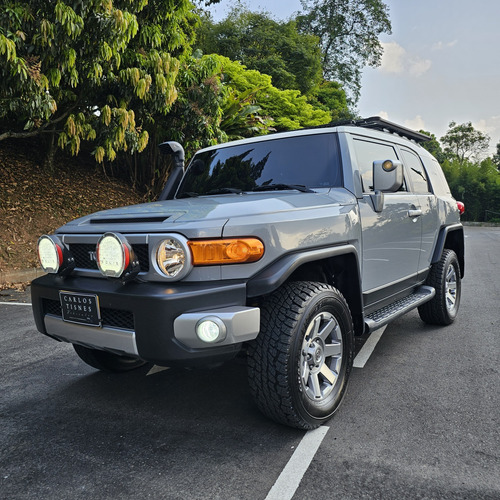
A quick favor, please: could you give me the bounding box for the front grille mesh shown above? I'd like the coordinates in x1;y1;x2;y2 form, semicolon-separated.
68;243;149;272
43;299;134;331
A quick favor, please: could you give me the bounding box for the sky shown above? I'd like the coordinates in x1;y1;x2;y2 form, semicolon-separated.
206;0;500;154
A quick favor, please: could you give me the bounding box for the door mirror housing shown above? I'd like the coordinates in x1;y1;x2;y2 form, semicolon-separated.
373;159;403;192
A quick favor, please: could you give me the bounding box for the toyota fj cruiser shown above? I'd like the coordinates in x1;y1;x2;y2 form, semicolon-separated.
31;117;464;430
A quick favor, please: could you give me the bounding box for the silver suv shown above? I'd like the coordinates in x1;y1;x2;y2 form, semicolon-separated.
32;117;464;429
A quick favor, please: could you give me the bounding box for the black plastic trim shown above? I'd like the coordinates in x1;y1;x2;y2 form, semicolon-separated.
31;274;247;366
247;244;359;298
431;224;465;277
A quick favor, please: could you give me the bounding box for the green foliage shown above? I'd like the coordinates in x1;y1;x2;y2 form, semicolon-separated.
307;81;354;122
419;130;446;164
196;8;323;95
440;121;490;165
492;141;500;171
215;56;332;131
0;0;197;163
441;157;500;222
297;0;391;104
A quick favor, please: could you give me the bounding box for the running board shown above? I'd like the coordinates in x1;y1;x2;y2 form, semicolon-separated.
365;286;435;333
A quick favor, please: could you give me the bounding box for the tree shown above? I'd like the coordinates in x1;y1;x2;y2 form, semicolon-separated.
215;56;332;131
441;121;490;165
419;130;446;164
307;81;354;122
297;0;391;104
492;141;500;171
196;8;323;95
0;0;197;165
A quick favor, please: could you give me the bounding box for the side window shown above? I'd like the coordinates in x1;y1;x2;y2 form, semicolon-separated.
421;156;452;196
402;149;430;194
353;138;400;192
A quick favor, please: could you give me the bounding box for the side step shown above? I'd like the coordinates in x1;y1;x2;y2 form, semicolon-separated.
365;286;435;333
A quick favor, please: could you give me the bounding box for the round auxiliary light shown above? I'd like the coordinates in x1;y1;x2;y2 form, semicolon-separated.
38;235;63;273
195;317;227;344
97;232;139;279
156;237;191;279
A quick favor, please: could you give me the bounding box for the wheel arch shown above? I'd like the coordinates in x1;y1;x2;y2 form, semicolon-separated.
432;224;465;278
247;245;365;335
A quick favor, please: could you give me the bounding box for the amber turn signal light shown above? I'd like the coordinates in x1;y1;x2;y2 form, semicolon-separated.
188;238;264;265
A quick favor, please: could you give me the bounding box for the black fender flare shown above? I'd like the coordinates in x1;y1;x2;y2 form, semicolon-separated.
247;244;360;298
431;223;465;278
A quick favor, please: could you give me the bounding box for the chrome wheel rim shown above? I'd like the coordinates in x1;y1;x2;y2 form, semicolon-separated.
445;264;458;312
300;311;343;402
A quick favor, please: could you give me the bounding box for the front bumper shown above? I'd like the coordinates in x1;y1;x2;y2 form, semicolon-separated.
31;274;260;366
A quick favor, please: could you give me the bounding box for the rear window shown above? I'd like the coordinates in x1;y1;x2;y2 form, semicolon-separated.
176;133;342;197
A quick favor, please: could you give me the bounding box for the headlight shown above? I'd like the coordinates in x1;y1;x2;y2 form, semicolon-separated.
155;237;192;279
38;235;74;275
97;232;140;280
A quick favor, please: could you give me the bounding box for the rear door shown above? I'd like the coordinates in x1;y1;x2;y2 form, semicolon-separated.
400;148;439;276
353;137;422;307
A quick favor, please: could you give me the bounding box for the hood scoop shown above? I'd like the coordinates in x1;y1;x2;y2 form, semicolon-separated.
89;215;173;224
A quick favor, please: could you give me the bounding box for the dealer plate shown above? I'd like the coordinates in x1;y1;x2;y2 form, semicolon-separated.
59;291;101;327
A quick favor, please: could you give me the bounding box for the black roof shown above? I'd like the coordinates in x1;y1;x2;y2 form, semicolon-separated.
333;116;431;144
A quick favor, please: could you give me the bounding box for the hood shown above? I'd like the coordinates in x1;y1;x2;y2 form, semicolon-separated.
57;189;355;237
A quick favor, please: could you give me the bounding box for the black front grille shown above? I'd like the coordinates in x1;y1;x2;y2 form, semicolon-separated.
68;243;149;272
132;244;150;272
70;243;98;270
43;299;134;330
101;308;134;330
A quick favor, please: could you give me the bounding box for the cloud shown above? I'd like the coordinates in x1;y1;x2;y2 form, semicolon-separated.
473;116;500;154
432;40;458;51
404;115;426;131
473;116;500;137
380;42;432;77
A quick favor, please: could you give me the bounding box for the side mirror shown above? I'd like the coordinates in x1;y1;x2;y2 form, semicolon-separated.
158;141;185;200
373;160;403;192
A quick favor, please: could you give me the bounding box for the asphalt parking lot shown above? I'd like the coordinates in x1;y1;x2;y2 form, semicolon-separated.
1;226;499;499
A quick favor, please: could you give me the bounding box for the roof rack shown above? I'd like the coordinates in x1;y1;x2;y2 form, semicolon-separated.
331;116;431;144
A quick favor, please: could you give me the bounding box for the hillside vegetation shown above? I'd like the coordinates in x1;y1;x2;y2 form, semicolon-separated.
0;140;142;272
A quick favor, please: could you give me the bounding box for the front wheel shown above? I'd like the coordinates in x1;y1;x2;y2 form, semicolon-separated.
418;249;461;325
73;344;147;373
247;282;354;430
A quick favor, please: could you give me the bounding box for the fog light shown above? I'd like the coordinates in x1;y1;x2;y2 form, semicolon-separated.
195;317;227;343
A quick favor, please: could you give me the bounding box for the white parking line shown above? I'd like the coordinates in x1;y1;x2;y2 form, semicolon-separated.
353;326;387;368
265;426;329;500
146;365;170;376
0;302;32;306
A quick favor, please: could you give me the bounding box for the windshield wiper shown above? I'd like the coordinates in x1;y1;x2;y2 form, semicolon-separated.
206;187;243;195
251;184;314;193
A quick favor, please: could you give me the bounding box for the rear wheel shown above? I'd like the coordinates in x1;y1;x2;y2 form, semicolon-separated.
73;344;146;372
418;249;461;325
247;281;354;430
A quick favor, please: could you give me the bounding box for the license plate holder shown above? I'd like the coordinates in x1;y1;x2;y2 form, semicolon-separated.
59;291;101;327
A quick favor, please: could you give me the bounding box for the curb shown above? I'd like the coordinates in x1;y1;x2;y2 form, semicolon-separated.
0;268;45;285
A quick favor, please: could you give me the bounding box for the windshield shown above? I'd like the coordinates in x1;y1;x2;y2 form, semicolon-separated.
176;133;341;198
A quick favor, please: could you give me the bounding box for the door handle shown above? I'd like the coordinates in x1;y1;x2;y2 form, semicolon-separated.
408;209;422;218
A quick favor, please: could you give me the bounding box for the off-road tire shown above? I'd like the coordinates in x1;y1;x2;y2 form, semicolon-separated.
73;344;146;372
418;249;461;325
247;281;354;430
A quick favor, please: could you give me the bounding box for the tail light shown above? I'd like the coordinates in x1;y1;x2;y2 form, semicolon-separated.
457;201;465;215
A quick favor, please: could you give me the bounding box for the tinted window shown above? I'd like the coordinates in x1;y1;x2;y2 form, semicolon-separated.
421;156;452;196
402;149;430;194
353;139;400;192
176;133;341;197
